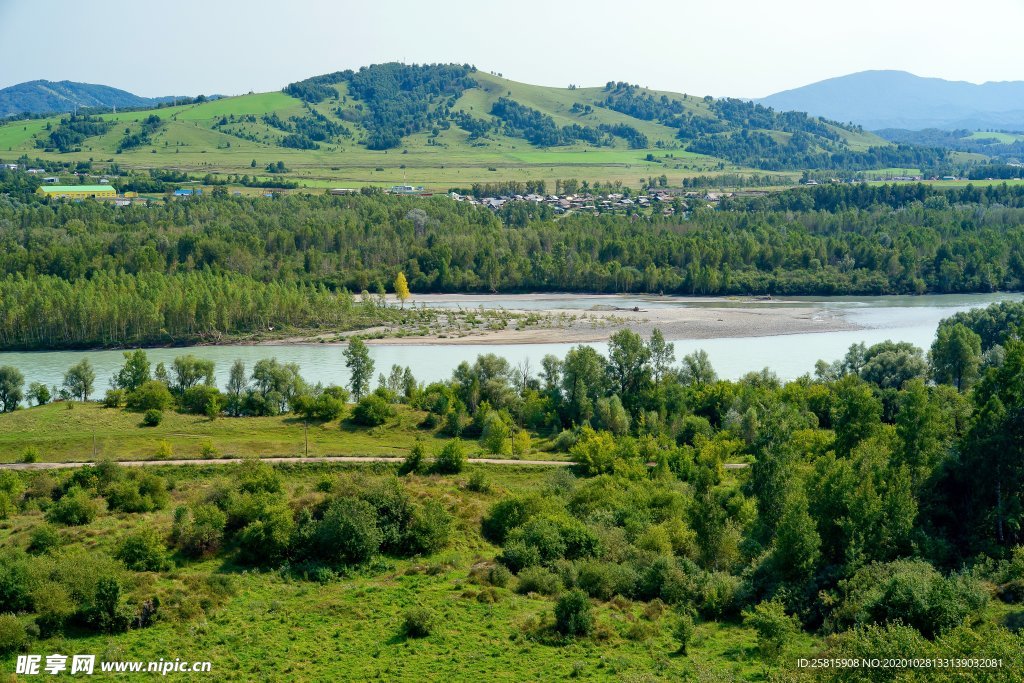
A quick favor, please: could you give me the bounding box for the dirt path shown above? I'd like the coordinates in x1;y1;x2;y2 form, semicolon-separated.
0;456;748;470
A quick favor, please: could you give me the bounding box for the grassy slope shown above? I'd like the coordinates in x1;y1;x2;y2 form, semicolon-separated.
0;73;897;191
0;402;562;464
0;464;816;681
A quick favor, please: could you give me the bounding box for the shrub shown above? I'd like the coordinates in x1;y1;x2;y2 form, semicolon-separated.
235;504;294;565
46;487;99;526
399;442;425;475
674;610;696;655
27;524;60;555
19;447;38;464
180;385;223;416
403;606;434;638
89;576;134;633
507;518;566;565
405;501;452;555
433;439;466;474
554;589;594;636
487;564;512;588
115;528;171;571
828;560;989;639
466;470;491;493
154;440;173;458
352;394;395;426
314;498;382;566
103;388;126;408
482;494;545;543
103;473;169;513
142;409;163;427
744;599;799;664
32;582;74;637
480;411;511;455
0;613;26;654
499;541;542;573
126;380;174;412
199;441;220;459
295;388;348;421
172;504;226;557
516;566;562;596
577;560;639;601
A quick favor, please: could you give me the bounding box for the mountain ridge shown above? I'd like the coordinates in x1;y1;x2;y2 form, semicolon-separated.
0;79;182;118
756;70;1024;131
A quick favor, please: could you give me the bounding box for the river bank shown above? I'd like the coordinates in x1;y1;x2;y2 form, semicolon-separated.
270;294;860;346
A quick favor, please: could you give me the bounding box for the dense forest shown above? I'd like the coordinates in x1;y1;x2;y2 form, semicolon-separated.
0;303;1022;676
1;177;1023;348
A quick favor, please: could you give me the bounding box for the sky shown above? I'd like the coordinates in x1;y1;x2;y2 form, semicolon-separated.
1;0;1022;98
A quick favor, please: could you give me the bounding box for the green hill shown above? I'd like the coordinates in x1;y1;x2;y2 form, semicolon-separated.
0;79;179;117
0;63;948;190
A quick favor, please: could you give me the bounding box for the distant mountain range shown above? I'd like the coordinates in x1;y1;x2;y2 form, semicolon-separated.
0;80;180;117
757;71;1024;131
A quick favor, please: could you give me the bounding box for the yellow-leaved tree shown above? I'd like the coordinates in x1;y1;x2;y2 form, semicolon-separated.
394;271;410;308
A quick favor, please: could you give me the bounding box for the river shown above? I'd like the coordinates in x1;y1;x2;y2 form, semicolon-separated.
1;293;1019;391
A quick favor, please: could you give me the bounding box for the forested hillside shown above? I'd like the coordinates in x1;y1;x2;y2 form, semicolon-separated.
1;175;1023;349
0;63;961;189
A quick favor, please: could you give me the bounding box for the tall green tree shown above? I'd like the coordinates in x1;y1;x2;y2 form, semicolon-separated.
63;359;95;401
113;350;151;392
832;374;882;456
344;339;374;401
930;323;982;392
0;365;24;412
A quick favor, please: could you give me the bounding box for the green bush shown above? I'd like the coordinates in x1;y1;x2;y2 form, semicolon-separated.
235;504;294;565
466;470;491;493
403;606;434;638
482;494;545;543
828;560;988;639
313;498;382;566
46;487;99;526
115;528;171;571
352;394;395;426
515;566;562;596
487;564;512;588
744;598;799;664
577;560;639;601
32;582;75;637
126;380;174;412
499;541;541;573
674;610;696;655
399;442;426;475
27;524;60;555
103;388;126;408
433;439;466;474
554;589;594;636
172;504;226;558
180;385;223;416
506;518;566;565
294;387;348;421
404;501;452;555
142;409;163;427
104;473;169;513
0;613;26;654
19;447;38;464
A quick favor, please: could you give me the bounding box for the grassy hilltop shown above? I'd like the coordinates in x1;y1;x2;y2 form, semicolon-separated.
0;64;911;190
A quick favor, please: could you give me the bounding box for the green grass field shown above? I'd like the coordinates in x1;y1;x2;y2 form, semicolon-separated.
967;131;1024;143
0;402;563;464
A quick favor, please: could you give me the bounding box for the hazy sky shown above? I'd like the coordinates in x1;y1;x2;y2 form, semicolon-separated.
1;0;1022;98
